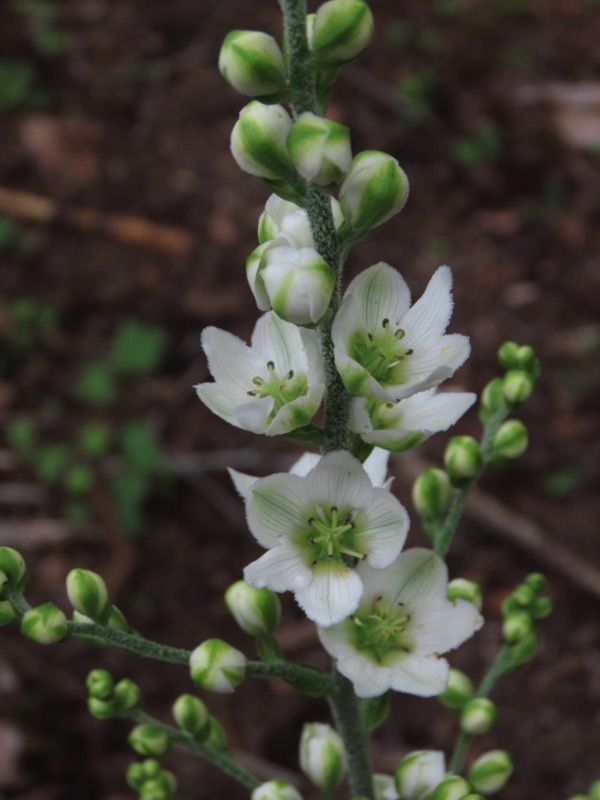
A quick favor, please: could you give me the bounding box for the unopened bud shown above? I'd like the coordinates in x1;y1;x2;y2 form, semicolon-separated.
467;750;513;794
497;341;519;371
66;568;111;622
299;722;346;793
515;344;537;372
461;796;484;800
440;668;475;712
0;600;16;626
479;377;505;423
204;716;228;750
231;102;294;180
251;779;303;800
505;630;539;671
87;697;116;719
502;370;534;406
373;773;399;800
114;678;142;712
524;572;547;594
493;420;528;460
339;151;409;236
460;698;497;735
530;596;552;620
21;602;68;644
511;583;536;608
172;693;210;738
129;724;172;757
448;578;483;611
312;0;374;63
190;638;246;693
502;611;534;644
219;30;286;97
444;436;482;485
0;546;28;591
127;759;162;790
258;193;344;248
431;775;472;800
395;751;445;800
287;113;351;186
87;668;114;700
589;780;600;799
225;580;281;636
412;468;452;521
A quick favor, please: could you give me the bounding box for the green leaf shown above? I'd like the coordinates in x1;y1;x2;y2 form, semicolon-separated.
119;421;163;474
35;444;70;482
74;362;117;406
109;320;168;377
109;472;149;537
77;422;113;457
360;692;391;733
63;464;95;495
6;417;37;457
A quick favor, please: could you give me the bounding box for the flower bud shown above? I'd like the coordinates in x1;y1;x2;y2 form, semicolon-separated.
140;774;177;800
530;596;552;620
204;716;228;750
251;779;303;800
479;377;505;422
461;796;484;800
257;194;345;248
225;580;281;636
87;697;116;719
431;775;472;800
299;723;346;793
129;724;172;757
87;668;114;700
0;546;28;591
231;102;294;180
412;468;452;521
21;602;69;644
515;344;537;372
219;30;286;97
448;578;483;611
493;420;528;460
511;583;536;608
127;759;162;791
444;436;482;485
0;599;16;625
287;112;351;186
66;568;111;623
566;796;589;800
524;572;547;593
190;639;246;693
172;693;210;737
497;341;519;370
114;678;142;712
311;0;374;63
460;698;497;735
502;611;534;644
505;630;539;671
340;151;409;236
395;751;445;800
439;668;475;712
467;750;513;794
373;773;399;800
589;780;600;799
502;370;534;406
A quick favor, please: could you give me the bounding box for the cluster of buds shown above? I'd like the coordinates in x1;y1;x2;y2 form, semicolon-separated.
0;546;28;626
126;759;177;800
501;572;552;670
172;692;228;751
66;567;130;644
86;668;142;719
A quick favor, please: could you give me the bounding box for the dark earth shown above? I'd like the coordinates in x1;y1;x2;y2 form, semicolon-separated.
1;0;599;798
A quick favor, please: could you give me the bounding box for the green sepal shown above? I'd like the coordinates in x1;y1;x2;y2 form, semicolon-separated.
360;691;390;733
282;661;332;697
282;424;324;446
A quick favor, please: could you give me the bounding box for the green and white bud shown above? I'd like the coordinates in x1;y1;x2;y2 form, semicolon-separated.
299;722;346;793
129;724;172;757
374;773;400;800
440;668;475;712
0;600;16;625
460;698;497;735
21;602;68;644
502;611;534;644
311;0;374;63
395;751;445;800
66;568;111;622
257;194;345;248
530;596;552;620
448;578;483;611
287;112;351;186
444;436;482;485
190;638;246;693
467;750;513;794
231;102;294;180
251;779;303;800
412;468;452;521
480;378;505;416
515;344;538;373
88;697;117;719
172;693;210;738
431;776;472;800
502;370;534;406
86;668;114;700
497;341;519;371
219;30;286;97
505;630;539;671
0;546;28;591
493;420;528;460
339;150;409;236
225;580;281;636
204;716;228;750
510;583;536;608
114;678;142;712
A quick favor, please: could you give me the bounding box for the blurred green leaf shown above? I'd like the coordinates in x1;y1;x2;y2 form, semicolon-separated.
63;464;95;496
62;500;91;524
77;422;113;457
541;466;581;498
36;444;70;482
0;60;44;113
109;320;168;377
110;472;149;537
6;417;37;456
0;215;25;251
74;362;117;406
120;421;163;474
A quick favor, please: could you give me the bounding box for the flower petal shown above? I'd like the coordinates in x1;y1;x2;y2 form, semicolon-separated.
251;311;305;372
266;383;324;435
303;451;373;510
201;327;264;397
388;654;449;696
404;334;471;387
244;543;311;592
411;599;484;654
345;263;412;332
358;549;447;608
361;448;390;488
289;452;321;477
296;564;363;626
247;473;306;548
359;490;409;568
400;266;454;348
235;396;275;434
395;390;476;433
227;467;258;501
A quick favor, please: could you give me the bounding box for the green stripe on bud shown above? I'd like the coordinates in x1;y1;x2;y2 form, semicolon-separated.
412;468;452;521
460;698;497;735
502;370;534;406
231;102;295;180
287;112;352;186
21;602;68;644
467;750;513;794
0;546;28;591
395;751;445;799
311;0;374;63
340;150;409;236
493;420;528;460
299;722;346;793
129;724;172;757
373;774;397;800
479;377;505;423
448;578;483;611
190;638;247;693
431;775;472;800
0;600;16;626
219;30;286;97
251;780;304;800
439;668;475;711
502;611;534;644
225;580;281;636
66;568;111;622
172;693;210;738
444;436;482;485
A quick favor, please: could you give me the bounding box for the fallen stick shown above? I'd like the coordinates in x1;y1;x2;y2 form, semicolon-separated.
0;186;195;257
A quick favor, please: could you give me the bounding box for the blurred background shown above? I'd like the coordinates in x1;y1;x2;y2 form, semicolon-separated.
1;0;599;798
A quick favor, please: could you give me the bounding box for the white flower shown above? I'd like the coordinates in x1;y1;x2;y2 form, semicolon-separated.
332;264;470;401
243;450;410;627
196;311;324;436
349;388;476;452
394;751;446;800
318;549;483;697
258;193;344;248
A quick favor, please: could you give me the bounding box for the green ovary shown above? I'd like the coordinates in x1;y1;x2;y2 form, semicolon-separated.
247;361;308;421
350;319;413;386
349;597;412;663
300;505;364;566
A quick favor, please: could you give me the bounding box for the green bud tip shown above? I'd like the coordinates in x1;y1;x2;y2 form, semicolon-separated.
0;546;28;591
172;693;210;737
21;602;69;644
497;341;519;370
493;419;528;460
86;668;114;700
505;629;540;671
460;698;497;735
126;759;163;791
431;775;472;800
0;600;17;626
219;30;287;97
444;436;482;485
129;724;172;757
87;697;117;719
502;611;534;644
66;567;111;622
225;580;281;636
440;668;475;711
448;578;483;611
312;0;375;63
251;779;304;800
480;377;505;412
113;678;142;712
467;750;513;794
524;572;547;594
502;369;534;405
412;468;452;521
189;638;247;693
287;112;352;186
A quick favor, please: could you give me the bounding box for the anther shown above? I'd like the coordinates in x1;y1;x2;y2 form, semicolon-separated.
405;348;414;355
247;390;256;396
367;333;374;342
395;328;405;339
288;369;294;379
267;360;275;370
252;377;263;386
382;318;390;327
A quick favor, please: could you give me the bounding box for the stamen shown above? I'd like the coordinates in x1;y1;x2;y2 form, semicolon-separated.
267;360;275;370
288;369;294;379
382;318;390;327
395;328;405;339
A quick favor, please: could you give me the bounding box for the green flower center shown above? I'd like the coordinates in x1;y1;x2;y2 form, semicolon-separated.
247;361;308;420
350;319;413;385
348;596;412;663
300;505;364;566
